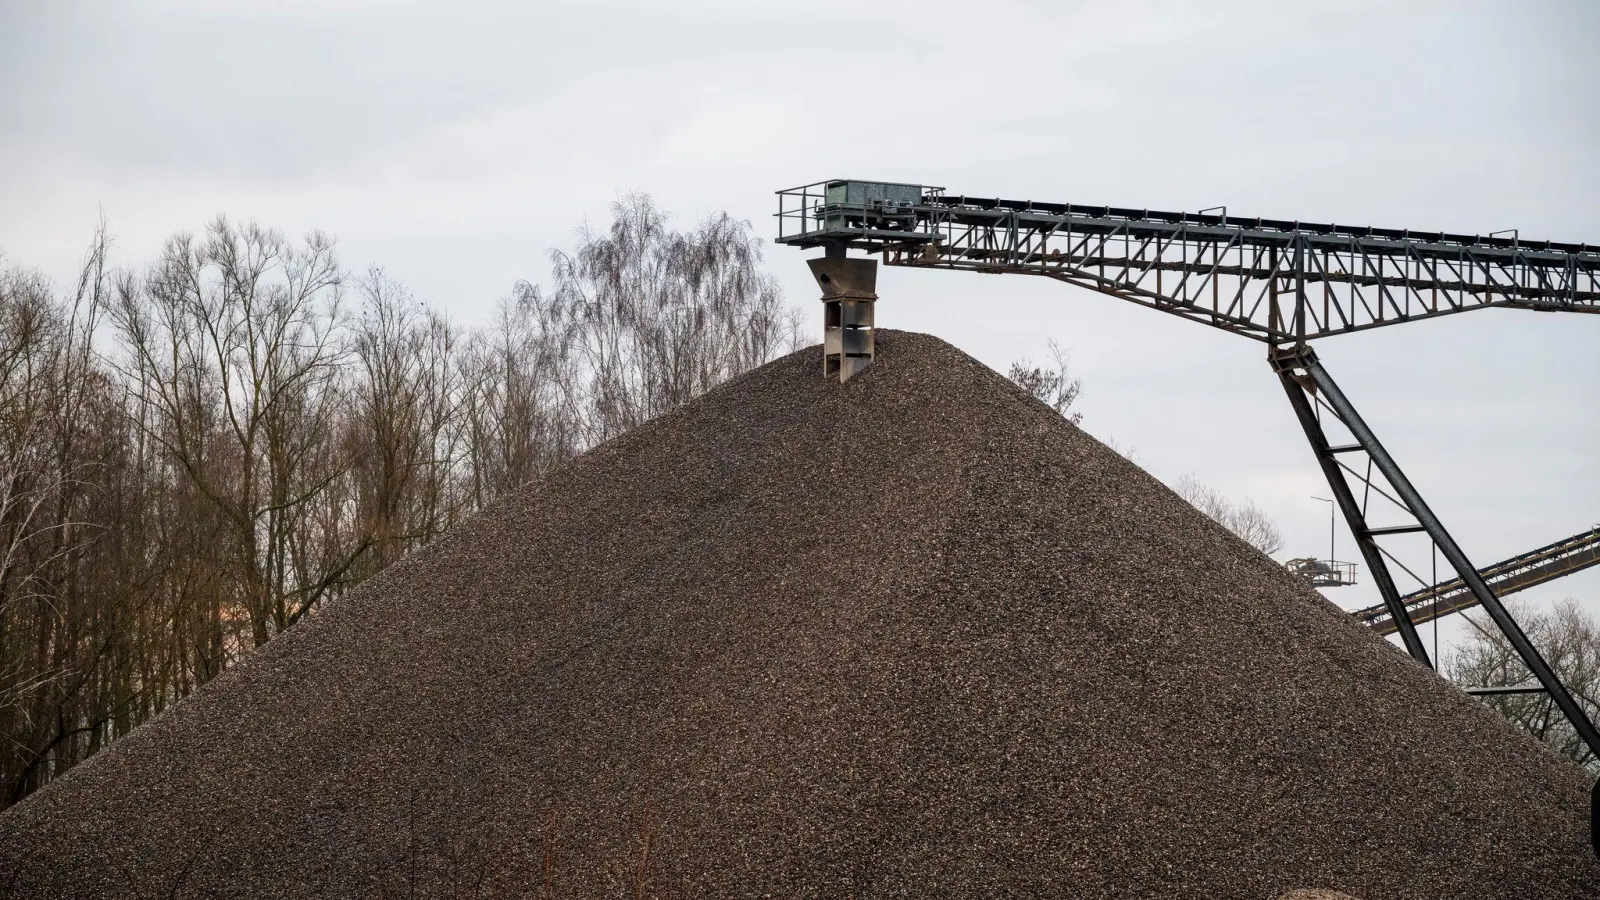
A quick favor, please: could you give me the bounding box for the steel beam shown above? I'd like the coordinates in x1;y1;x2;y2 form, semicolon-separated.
1271;351;1432;666
1273;345;1600;769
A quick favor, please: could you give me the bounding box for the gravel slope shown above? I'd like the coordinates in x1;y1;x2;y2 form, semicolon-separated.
1;330;1594;899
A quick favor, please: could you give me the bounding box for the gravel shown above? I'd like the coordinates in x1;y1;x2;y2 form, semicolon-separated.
1;330;1594;899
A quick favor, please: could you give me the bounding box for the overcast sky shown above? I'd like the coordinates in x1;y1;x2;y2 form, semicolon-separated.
3;0;1597;653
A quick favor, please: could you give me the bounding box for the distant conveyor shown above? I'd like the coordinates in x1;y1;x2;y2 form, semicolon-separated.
1358;526;1600;636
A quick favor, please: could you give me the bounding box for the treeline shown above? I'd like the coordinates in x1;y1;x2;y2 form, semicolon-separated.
0;196;802;808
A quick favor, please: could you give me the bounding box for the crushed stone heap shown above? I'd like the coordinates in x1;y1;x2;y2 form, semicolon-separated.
1;331;1594;899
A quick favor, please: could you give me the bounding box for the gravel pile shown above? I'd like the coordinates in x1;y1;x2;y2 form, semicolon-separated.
1;331;1594;899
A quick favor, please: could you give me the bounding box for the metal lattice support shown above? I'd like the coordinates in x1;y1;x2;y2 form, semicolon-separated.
1270;344;1600;764
776;180;1600;344
1269;346;1432;665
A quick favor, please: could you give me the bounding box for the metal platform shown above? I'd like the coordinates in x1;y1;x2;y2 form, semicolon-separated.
1285;557;1358;588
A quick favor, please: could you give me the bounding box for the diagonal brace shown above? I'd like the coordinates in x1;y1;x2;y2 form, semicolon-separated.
1272;344;1600;770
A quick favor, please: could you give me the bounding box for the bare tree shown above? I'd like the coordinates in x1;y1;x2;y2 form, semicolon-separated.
456;283;583;506
0;224;139;802
0;195;805;808
347;269;471;572
109;217;350;648
1445;597;1600;771
550;194;799;442
1007;340;1083;424
1172;473;1284;557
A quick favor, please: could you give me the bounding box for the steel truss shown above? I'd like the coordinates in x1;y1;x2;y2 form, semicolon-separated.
777;180;1600;849
776;181;1600;343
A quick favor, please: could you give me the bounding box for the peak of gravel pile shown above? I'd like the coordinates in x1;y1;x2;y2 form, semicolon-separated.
1;331;1594;899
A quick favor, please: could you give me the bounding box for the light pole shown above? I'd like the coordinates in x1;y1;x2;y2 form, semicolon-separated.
1311;496;1335;562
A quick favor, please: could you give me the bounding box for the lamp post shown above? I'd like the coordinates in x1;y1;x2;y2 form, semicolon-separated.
1312;496;1335;563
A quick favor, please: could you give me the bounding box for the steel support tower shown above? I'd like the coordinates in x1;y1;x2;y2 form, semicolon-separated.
776;178;1600;850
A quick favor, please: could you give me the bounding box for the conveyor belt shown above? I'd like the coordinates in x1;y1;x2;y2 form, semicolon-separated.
1357;527;1600;636
775;179;1600;343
